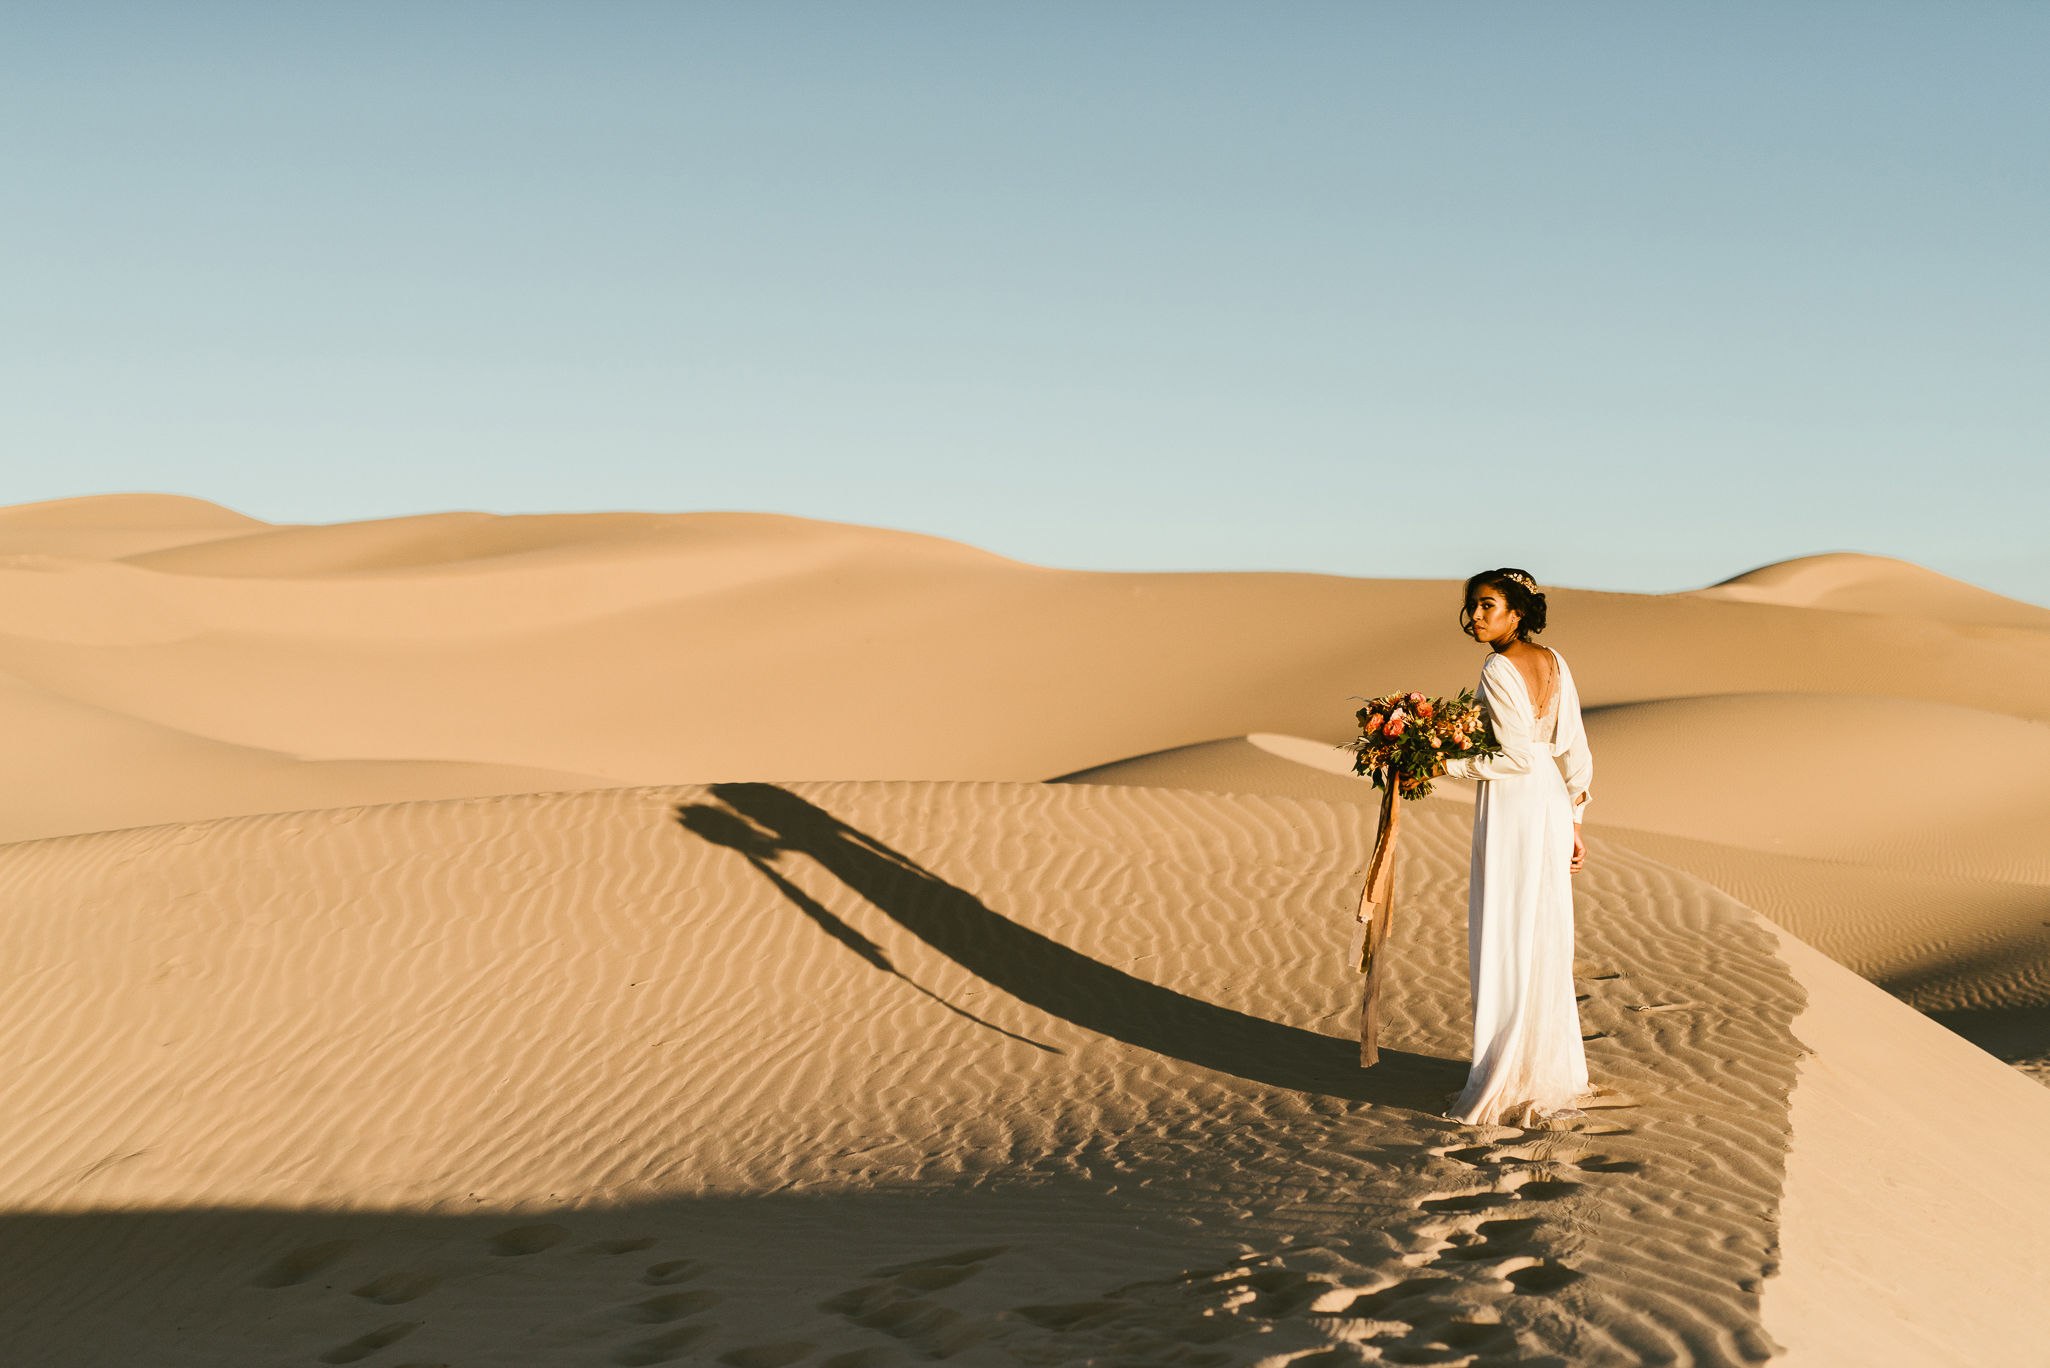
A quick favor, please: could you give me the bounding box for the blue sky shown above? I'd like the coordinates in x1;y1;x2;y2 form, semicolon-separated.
4;2;2045;601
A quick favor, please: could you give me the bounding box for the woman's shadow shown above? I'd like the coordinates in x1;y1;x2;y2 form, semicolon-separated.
676;784;1463;1108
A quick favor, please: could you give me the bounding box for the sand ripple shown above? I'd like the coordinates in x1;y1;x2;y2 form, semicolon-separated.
0;782;1805;1365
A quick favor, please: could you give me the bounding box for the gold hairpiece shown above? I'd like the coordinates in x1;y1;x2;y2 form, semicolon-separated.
1504;571;1536;591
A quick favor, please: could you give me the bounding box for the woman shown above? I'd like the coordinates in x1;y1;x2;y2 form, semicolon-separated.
1435;568;1595;1127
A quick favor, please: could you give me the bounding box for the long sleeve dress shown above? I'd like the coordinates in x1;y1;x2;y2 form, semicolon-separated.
1437;647;1596;1127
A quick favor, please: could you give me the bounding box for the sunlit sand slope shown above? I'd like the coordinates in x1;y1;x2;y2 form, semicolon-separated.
1760;930;2050;1368
0;780;1821;1367
1067;713;2050;1019
0;667;606;843
1693;551;2050;632
1580;693;2050;1013
0;492;268;559
3;497;2049;849
1581;693;2050;884
1053;735;1444;811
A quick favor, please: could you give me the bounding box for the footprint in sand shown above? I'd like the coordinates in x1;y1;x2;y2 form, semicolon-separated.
1573;1155;1643;1173
1416;1171;1583;1213
1506;1261;1584;1294
1430;1216;1546;1266
619;1291;722;1324
1327;1274;1525;1352
643;1259;710;1286
871;1246;1009;1276
534;1284;721;1345
587;1236;660;1255
994;1253;1345;1365
252;1239;359;1288
820;1246;1008;1360
317;1320;425;1364
1417;1190;1519;1214
352;1271;441;1305
1007;1302;1130;1332
1438;1140;1578;1168
488;1223;571;1257
1560;1118;1632;1136
1328;1275;1462;1321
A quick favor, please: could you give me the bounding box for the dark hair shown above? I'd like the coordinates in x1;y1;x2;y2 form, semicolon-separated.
1461;568;1548;640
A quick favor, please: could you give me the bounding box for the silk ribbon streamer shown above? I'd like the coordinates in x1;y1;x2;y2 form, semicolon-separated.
1354;767;1402;1067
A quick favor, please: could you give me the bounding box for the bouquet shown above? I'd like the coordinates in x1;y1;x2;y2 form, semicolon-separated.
1344;689;1500;800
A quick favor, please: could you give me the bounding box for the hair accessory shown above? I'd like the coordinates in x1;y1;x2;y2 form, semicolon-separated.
1505;571;1537;591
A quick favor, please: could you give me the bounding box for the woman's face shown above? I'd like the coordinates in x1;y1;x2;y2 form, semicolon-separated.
1467;586;1522;645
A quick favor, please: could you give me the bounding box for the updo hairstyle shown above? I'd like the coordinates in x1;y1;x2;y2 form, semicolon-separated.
1460;568;1548;641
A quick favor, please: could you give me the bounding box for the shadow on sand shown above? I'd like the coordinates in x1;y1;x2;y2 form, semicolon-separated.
677;783;1464;1109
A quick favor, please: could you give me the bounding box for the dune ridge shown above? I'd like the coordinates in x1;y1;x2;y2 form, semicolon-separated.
1694;551;2050;632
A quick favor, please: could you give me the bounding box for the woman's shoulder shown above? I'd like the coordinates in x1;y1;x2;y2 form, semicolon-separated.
1476;653;1521;690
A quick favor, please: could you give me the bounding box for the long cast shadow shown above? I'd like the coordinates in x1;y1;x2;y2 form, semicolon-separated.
677;783;1465;1108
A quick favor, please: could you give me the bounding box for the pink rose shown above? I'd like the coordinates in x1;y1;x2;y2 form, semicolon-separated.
1408;691;1425;703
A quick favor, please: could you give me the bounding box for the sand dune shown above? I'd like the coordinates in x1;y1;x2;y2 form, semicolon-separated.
1579;693;2050;884
3;497;2049;831
1693;551;2050;632
4;493;2050;1365
1069;729;2050;1023
0;492;270;560
0;666;605;844
3;781;2040;1367
1054;734;1462;812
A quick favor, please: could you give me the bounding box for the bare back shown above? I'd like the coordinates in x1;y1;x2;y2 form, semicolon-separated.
1494;640;1558;719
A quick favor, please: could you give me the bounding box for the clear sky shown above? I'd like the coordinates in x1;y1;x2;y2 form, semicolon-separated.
4;2;2045;601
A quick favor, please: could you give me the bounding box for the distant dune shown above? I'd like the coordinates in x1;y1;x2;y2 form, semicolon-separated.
1;493;2046;1366
5;494;2049;826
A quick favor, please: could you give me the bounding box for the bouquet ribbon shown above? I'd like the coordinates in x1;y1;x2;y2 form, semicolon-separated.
1354;766;1402;1068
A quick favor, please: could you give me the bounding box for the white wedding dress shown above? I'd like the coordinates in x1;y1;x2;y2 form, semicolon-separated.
1438;647;1595;1127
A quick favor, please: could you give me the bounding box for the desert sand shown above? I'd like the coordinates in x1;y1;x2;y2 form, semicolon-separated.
0;493;2046;1366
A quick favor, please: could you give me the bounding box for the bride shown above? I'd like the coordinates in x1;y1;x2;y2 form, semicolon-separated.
1433;568;1596;1127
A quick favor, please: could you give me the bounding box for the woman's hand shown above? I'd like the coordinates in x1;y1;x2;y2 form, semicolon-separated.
1570;824;1586;873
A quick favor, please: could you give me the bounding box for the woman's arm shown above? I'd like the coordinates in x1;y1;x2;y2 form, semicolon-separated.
1555;659;1594;820
1441;657;1539;781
